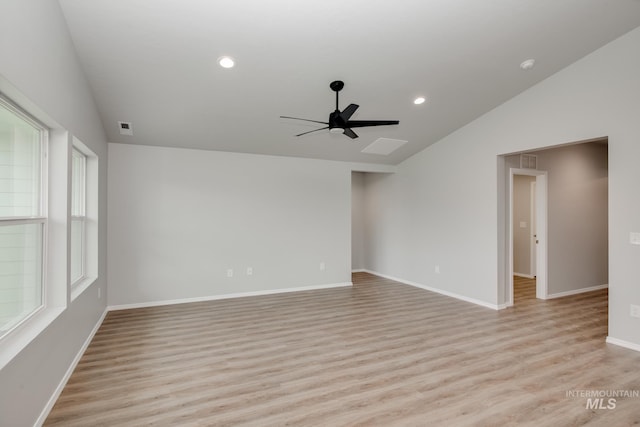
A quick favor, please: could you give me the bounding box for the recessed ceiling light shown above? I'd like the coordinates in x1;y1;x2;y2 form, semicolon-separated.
520;59;535;70
413;96;426;105
218;56;235;68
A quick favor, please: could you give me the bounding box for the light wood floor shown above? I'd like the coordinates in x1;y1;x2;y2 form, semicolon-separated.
46;273;640;426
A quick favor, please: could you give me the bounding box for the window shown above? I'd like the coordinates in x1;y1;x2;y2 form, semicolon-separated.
70;138;98;300
71;149;86;285
0;97;47;339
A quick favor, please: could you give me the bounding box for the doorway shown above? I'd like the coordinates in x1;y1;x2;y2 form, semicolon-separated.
508;168;548;305
351;171;366;273
499;139;609;308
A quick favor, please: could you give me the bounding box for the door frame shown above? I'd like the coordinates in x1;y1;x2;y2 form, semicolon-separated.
508;168;548;305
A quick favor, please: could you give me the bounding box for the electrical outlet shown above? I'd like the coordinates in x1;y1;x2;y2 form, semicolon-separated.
320;262;326;271
227;269;233;278
246;267;253;276
435;265;440;274
631;304;640;318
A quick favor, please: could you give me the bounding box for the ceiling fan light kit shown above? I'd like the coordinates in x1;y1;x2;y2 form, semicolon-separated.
280;80;399;139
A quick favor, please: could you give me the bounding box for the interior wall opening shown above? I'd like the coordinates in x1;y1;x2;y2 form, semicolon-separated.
500;138;609;307
351;171;367;273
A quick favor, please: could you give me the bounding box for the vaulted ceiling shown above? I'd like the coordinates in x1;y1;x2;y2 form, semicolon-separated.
58;0;640;165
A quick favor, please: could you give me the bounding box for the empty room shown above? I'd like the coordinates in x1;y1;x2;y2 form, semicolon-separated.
2;1;640;425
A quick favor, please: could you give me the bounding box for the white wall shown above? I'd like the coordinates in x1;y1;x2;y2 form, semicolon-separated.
351;172;366;271
513;175;535;276
536;143;608;294
364;26;640;347
0;0;108;426
108;143;353;306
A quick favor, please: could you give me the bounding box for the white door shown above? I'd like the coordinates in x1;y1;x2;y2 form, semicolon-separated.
530;181;537;277
535;174;547;299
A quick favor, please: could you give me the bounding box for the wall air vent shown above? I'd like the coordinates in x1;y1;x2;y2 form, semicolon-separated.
118;121;133;136
520;154;537;169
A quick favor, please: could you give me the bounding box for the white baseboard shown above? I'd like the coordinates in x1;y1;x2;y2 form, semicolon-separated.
35;307;108;427
606;336;640;353
362;269;501;310
514;273;535;279
108;282;353;311
351;269;366;273
546;284;608;299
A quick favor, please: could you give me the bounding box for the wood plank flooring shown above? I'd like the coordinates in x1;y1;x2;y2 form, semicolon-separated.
46;273;640;426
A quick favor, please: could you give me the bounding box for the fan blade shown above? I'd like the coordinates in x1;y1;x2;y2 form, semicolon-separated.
345;120;399;128
340;104;359;121
280;116;329;125
295;126;329;137
343;128;358;139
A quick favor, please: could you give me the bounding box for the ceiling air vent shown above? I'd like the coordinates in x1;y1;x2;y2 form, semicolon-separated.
118;121;133;136
361;138;408;156
520;154;537;169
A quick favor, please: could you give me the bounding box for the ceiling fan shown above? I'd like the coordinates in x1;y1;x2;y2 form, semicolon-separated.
280;80;399;139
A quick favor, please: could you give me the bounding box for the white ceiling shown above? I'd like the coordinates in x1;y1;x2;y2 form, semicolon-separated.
58;0;640;165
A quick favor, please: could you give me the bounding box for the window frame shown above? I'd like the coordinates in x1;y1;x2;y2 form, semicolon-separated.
69;138;98;301
70;148;86;287
0;94;49;339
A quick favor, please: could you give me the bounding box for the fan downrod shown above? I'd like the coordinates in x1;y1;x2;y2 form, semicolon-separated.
330;80;344;92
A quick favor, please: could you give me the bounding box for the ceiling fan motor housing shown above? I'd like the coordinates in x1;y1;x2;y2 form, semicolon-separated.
330;80;345;92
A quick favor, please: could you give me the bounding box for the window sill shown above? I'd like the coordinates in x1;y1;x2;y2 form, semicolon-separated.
71;276;98;301
0;306;65;370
